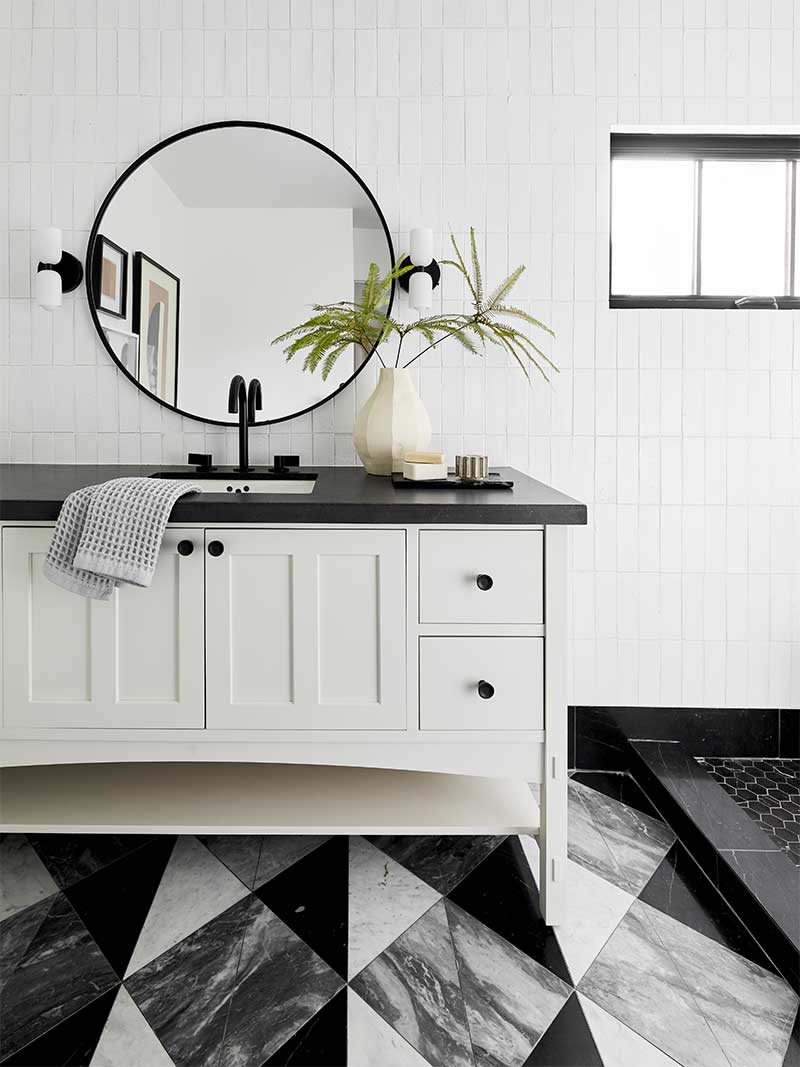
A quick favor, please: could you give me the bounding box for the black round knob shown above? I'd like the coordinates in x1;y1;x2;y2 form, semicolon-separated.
477;680;495;700
208;540;225;557
177;539;194;556
476;574;494;591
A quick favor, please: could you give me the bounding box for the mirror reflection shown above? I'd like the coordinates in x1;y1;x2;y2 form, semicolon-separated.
89;124;393;424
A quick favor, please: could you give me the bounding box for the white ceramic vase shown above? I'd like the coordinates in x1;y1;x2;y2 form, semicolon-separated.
353;367;432;476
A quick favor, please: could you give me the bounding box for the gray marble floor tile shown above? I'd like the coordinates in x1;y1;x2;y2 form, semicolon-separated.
197;834;263;888
125;835;249;977
642;899;799;1067
126;894;342;1067
90;985;173;1067
447;900;571;1067
569;780;675;893
348;836;441;979
347;987;432;1067
0;893;118;1060
579;900;730;1067
255;835;331;887
366;835;506;894
351;899;473;1067
0;834;59;922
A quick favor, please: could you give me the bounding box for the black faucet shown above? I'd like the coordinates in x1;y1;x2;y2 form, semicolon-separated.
228;375;263;472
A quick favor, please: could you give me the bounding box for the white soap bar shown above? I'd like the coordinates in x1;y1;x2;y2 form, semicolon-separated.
402;461;448;481
404;450;446;464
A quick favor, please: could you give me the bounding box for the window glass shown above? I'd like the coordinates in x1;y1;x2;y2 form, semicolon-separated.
611;159;695;295
700;161;786;296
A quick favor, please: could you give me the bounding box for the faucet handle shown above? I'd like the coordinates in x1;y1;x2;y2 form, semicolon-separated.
188;452;216;472
271;455;300;473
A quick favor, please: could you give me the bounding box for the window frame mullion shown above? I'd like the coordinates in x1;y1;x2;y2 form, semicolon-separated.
693;159;703;297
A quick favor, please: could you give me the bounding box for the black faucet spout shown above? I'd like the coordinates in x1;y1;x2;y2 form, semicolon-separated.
228;374;252;472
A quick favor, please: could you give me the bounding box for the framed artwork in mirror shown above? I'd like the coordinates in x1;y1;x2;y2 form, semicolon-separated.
92;235;128;318
132;252;180;406
103;326;139;377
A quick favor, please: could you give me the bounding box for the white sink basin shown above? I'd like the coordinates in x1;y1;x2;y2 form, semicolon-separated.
193;477;316;495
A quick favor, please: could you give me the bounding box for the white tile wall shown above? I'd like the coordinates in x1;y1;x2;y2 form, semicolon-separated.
1;0;799;708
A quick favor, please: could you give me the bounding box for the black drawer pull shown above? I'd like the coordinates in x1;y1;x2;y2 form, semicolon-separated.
476;574;494;591
477;680;495;700
177;539;194;556
208;540;225;557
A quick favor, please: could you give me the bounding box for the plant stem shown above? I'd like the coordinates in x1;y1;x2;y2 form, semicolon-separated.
394;331;405;368
401;318;479;370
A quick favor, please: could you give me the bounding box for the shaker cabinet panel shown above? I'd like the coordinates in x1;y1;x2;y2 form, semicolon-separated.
1;527;204;729
205;529;405;730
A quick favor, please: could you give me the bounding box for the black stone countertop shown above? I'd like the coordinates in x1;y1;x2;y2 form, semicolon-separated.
0;465;587;525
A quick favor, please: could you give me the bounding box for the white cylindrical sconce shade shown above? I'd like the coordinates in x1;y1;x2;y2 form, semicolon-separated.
409;227;433;267
408;270;433;311
36;227;62;264
36;269;62;310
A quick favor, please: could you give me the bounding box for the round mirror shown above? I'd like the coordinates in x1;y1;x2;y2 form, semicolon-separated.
86;122;395;425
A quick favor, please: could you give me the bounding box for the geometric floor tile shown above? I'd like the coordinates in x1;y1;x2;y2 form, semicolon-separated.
577;992;683;1066
348;835;440;979
639;841;778;974
198;834;331;891
0;834;58;922
64;837;177;979
448;834;573;984
254;835;332;888
351;899;473;1067
263;985;347;1066
124;835;249;977
520;834;634;984
90;985;173;1067
347;987;432;1066
579;899;731;1067
126;894;343;1066
365;835;506;894
0;894;118;1061
568;780;675;894
256;836;350;979
447;899;572;1067
524;992;603;1066
28;834;154;890
570;771;664;820
0;983;118;1066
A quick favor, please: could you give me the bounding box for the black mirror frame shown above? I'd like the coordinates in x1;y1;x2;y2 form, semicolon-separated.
85;120;396;428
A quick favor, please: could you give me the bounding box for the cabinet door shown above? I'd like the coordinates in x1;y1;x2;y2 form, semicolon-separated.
2;527;204;729
206;529;406;729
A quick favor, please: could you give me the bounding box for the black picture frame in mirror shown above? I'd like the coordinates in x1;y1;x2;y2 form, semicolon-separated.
85;121;397;427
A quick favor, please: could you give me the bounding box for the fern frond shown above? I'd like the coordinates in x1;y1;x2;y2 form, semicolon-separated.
469;227;483;306
484;264;525;310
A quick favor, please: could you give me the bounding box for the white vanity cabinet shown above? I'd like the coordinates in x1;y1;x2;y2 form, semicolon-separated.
1;526;204;729
205;528;406;730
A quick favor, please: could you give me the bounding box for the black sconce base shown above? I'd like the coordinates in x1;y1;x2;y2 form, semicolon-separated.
37;251;84;294
398;255;441;292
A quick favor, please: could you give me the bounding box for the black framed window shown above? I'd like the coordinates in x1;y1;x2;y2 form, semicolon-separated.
610;133;800;309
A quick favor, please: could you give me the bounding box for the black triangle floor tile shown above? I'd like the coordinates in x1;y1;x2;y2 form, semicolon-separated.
65;837;176;979
255;837;349;979
29;835;154;889
0;985;120;1066
366;835;506;894
447;836;573;985
638;842;778;974
523;993;603;1066
261;986;347;1066
570;772;663;821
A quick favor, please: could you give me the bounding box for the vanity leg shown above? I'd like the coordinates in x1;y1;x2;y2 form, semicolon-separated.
540;524;567;926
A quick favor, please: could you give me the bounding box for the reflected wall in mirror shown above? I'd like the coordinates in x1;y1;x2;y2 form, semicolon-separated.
87;123;395;425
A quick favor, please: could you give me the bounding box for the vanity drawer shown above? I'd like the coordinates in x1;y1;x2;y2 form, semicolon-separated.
418;530;543;624
419;637;543;731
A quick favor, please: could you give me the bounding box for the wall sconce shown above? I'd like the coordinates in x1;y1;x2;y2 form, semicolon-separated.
399;227;441;312
35;227;84;311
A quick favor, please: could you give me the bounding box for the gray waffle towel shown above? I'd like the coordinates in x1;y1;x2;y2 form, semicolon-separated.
43;477;200;600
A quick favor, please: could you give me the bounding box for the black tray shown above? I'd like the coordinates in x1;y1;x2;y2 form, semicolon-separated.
391;472;514;491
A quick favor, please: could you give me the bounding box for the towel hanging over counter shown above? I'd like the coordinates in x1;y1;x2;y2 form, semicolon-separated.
43;477;200;600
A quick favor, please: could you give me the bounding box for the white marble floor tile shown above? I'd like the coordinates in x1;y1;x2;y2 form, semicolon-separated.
0;835;59;922
347;988;431;1067
577;992;680;1066
124;836;249;977
348;836;441;980
579;900;730;1067
521;834;635;983
90;986;173;1067
641;900;799;1067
